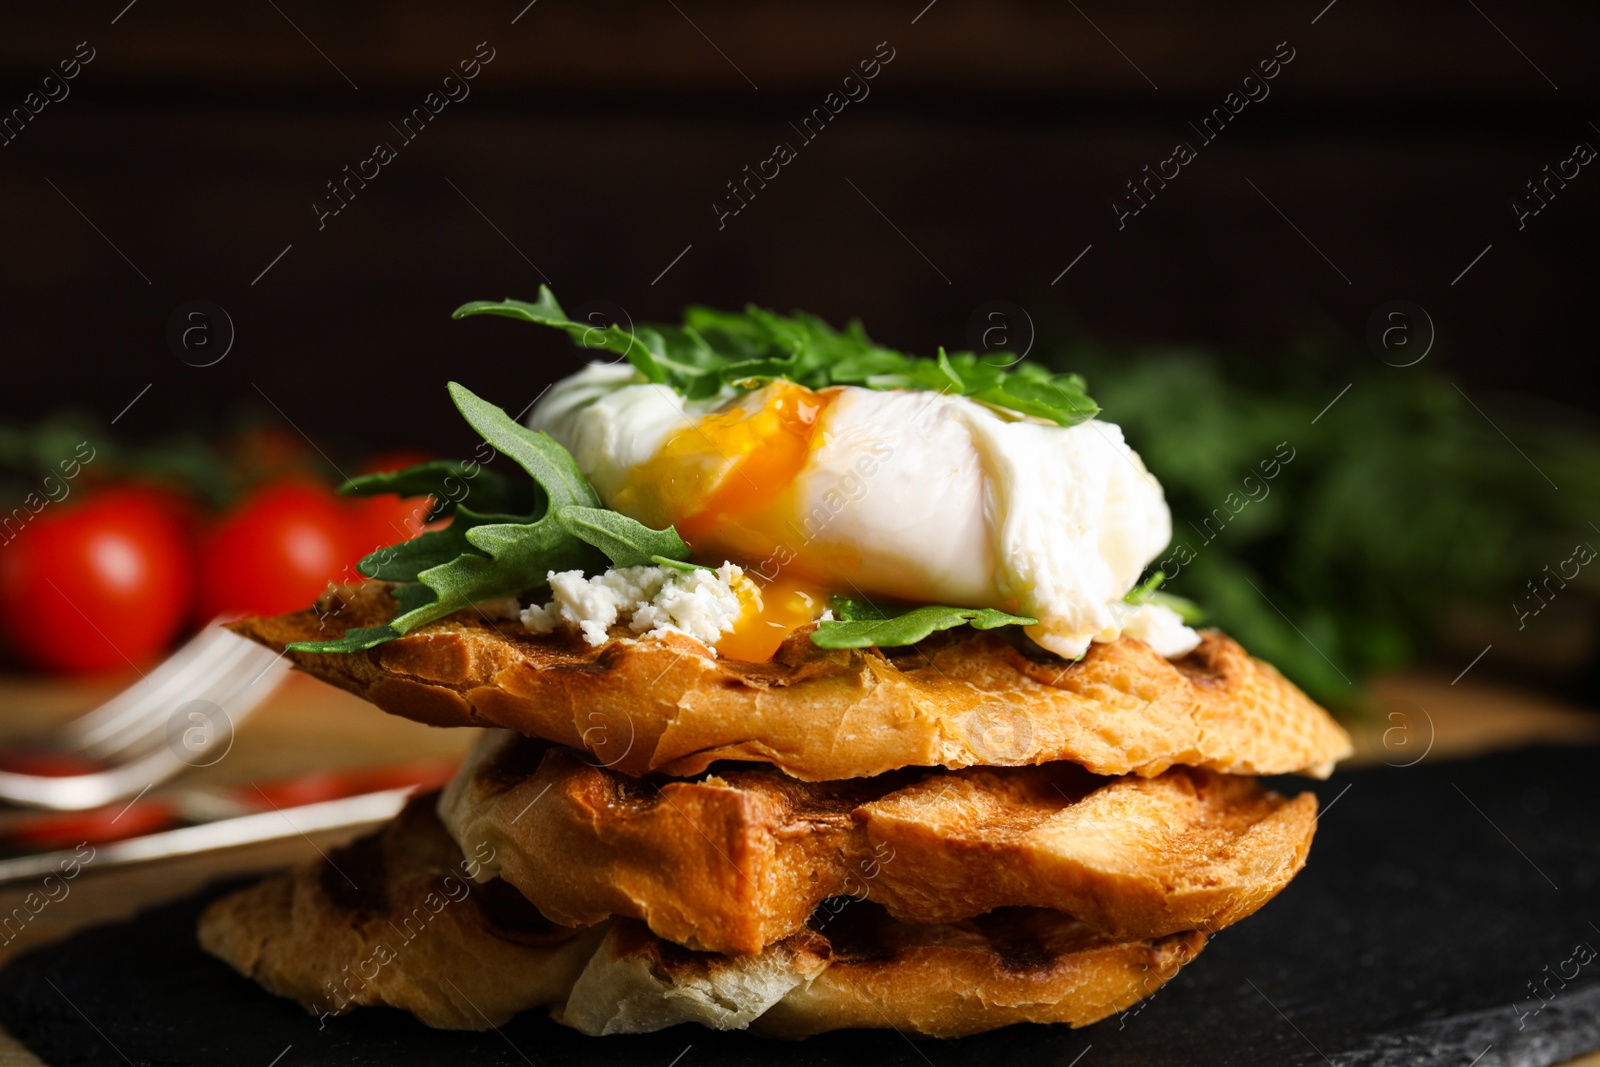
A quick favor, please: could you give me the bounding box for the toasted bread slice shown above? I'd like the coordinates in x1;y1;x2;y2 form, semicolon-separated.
564;902;1204;1039
198;795;1205;1037
196;790;604;1030
234;583;1351;781
441;730;1316;954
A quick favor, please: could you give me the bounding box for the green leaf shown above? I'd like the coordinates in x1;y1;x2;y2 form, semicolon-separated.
454;293;721;396
829;597;897;622
553;505;693;568
974;376;1099;427
287;625;396;654
651;555;716;573
290;382;608;654
339;461;534;519
812;601;1037;649
445;381;596;513
1123;570;1168;603
356;506;506;581
1122;569;1206;624
287;584;438;654
944;352;1009;394
1148;591;1207;625
455;285;1100;426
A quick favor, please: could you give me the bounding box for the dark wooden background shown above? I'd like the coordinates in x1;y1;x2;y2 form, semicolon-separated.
1;0;1595;455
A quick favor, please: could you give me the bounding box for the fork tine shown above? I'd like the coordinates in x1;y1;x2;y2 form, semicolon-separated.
77;637;268;762
65;622;246;752
91;643;284;764
124;646;292;773
0;644;294;809
62;625;227;748
114;645;291;767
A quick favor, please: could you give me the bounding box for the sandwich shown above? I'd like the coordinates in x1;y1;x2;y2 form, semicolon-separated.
202;290;1351;1037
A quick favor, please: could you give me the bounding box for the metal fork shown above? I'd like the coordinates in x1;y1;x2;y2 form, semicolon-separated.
0;622;291;810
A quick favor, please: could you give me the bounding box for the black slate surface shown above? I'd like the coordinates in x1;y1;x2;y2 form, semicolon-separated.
2;744;1598;1067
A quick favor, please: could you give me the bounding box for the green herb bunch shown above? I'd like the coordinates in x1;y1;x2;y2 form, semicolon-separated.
1065;339;1600;708
288;384;697;654
453;287;1100;428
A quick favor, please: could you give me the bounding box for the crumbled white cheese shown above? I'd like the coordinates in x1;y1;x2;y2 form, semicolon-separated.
522;562;747;651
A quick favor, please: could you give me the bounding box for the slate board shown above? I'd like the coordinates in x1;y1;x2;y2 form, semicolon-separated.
2;744;1598;1067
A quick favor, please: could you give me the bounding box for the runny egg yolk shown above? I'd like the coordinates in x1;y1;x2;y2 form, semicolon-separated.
613;382;838;662
717;577;826;662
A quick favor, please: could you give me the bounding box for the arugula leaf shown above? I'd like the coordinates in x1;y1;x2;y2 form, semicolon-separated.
1123;570;1167;603
339;461;534;520
453;287;1100;428
975;375;1099;426
829;597;898;622
1122;570;1206;625
812;600;1037;649
289;382;609;654
344;462;542;581
553;505;692;568
288;583;440;655
651;555;716;573
356;506;504;582
817;576;1204;653
1147;591;1207;626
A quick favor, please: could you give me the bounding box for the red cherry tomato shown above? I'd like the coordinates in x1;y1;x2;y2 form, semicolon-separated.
345;450;436;566
0;489;195;674
197;480;355;618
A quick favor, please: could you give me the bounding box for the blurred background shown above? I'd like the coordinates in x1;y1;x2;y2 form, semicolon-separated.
1;0;1597;713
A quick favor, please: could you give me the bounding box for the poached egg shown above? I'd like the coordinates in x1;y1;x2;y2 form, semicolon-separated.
530;363;1198;662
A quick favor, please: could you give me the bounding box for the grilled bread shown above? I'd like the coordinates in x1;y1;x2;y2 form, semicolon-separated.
198;794;1205;1037
567;901;1205;1039
234;582;1352;781
196;791;603;1030
441;729;1316;954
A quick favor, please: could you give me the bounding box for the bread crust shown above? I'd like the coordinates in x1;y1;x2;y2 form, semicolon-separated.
198;795;1206;1037
196;791;604;1030
234;583;1352;781
440;729;1316;954
567;905;1205;1039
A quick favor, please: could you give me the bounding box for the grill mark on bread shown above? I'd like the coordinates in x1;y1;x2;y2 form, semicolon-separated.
200;794;1214;1036
233;582;1351;784
439;730;1317;955
318;829;388;913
